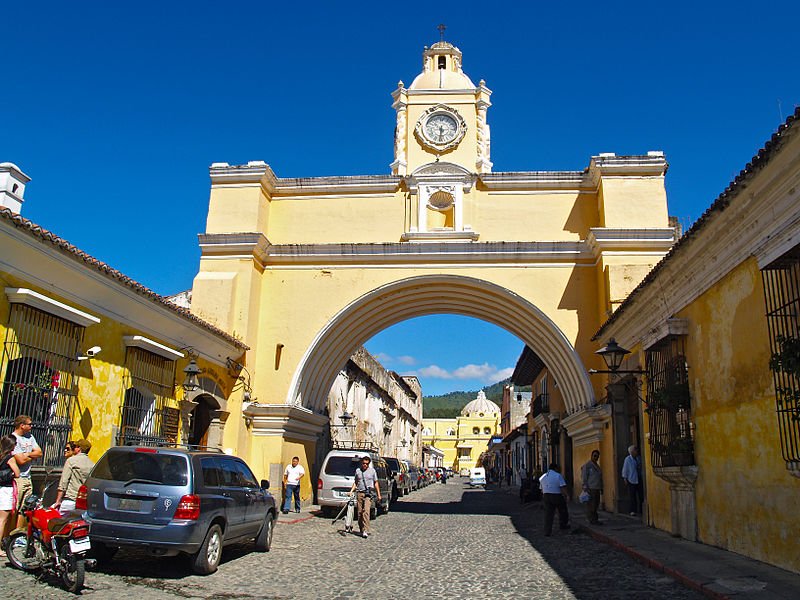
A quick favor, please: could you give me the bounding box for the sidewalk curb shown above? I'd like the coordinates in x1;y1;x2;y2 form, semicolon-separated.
277;513;316;525
577;525;729;600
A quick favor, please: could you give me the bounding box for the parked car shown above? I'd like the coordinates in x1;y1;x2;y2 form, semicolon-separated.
403;461;419;491
81;446;276;575
383;457;411;499
469;467;487;488
317;449;391;517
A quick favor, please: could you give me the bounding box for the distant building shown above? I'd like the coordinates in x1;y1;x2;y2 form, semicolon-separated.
422;390;500;471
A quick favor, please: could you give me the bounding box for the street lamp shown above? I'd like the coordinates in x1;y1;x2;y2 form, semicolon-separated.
589;338;645;375
182;359;202;392
339;411;353;427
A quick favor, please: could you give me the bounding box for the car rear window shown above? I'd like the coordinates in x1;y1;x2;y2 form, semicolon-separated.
91;450;189;486
324;456;359;476
384;458;400;471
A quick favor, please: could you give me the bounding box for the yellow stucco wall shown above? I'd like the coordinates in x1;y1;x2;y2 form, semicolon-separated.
0;270;236;462
680;257;799;572
422;414;499;470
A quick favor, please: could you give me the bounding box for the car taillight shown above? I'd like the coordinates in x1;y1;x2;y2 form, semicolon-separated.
173;495;200;520
72;527;89;539
75;485;88;510
317;478;323;490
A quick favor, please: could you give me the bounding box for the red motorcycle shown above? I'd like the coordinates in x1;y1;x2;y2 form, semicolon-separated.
5;487;94;593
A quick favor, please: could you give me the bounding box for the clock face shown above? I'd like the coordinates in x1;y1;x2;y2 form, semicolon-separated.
424;114;458;144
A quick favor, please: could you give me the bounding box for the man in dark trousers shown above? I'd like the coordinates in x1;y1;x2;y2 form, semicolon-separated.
539;462;570;536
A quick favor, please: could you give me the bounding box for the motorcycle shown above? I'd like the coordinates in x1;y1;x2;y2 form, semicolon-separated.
5;485;94;593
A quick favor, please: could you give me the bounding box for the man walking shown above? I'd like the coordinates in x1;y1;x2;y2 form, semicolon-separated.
580;450;603;524
622;445;643;516
539;462;570;536
53;439;94;515
282;456;305;514
349;455;382;539
11;415;42;528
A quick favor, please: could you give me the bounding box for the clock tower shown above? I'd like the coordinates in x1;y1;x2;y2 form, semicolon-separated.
391;39;492;177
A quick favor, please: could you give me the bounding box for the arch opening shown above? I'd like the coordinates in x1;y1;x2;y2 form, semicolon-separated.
288;275;594;416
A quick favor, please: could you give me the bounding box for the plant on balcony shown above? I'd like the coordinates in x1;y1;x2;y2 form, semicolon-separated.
769;335;800;420
646;382;690;412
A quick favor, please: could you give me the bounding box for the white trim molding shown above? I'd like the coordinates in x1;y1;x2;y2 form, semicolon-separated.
561;404;612;446
123;335;184;360
642;318;689;351
243;403;329;442
5;288;100;327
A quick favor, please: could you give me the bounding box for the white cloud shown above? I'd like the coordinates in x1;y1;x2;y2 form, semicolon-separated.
374;352;393;363
414;363;513;383
396;355;416;365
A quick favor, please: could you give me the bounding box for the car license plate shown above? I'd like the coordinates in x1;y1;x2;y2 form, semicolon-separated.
69;537;91;554
118;498;141;511
335;490;349;498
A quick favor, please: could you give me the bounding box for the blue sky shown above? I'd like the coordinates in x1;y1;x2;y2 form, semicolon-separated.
3;1;798;396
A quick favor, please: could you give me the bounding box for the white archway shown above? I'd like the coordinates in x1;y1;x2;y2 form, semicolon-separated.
287;275;594;414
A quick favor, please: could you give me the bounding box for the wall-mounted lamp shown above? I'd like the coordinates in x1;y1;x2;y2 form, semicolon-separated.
589;338;646;376
182;359;202;392
339;411;353;427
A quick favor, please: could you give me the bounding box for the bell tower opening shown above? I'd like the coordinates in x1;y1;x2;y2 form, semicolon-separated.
438;56;446;70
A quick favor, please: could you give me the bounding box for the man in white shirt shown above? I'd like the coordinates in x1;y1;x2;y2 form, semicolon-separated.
621;445;643;516
539;462;570;536
282;456;305;514
12;414;42;528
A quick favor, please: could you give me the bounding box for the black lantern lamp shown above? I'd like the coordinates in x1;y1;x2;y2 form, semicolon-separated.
595;338;630;373
339;411;353;427
182;359;202;392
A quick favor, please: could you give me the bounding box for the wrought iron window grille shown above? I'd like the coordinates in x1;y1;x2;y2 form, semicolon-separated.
645;336;695;468
117;347;179;447
762;252;800;471
0;304;83;467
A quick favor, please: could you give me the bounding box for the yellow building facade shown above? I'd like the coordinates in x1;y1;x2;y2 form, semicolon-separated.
189;39;674;499
595;109;800;573
0;203;247;478
421;391;500;470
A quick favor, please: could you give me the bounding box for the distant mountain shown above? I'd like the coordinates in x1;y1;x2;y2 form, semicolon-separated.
422;378;530;418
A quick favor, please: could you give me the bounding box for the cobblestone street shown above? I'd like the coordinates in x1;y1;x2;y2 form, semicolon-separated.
0;480;703;600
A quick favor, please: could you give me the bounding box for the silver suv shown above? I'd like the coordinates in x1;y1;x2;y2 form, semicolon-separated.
317;449;391;517
81;446;276;574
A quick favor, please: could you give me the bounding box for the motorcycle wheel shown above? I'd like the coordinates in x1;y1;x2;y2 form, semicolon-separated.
59;546;85;594
6;532;44;572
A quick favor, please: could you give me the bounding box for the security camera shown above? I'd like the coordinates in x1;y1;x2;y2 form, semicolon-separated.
78;346;102;360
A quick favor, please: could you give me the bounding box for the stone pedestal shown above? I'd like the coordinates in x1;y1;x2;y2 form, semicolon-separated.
653;465;699;540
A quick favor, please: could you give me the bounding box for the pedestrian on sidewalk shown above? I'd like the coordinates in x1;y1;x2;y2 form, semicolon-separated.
349;455;382;539
282;456;305;514
622;445;643;516
52;439;94;516
0;435;21;555
539;462;570;536
11;414;42;529
580;450;603;524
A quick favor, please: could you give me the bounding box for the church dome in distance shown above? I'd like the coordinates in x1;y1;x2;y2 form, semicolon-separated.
461;390;500;417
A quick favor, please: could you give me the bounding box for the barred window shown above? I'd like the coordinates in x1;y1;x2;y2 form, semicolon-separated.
0;304;83;467
762;250;800;469
645;336;694;468
117;347;179;446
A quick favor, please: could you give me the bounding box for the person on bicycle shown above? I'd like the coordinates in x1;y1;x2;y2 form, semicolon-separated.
349;455;381;539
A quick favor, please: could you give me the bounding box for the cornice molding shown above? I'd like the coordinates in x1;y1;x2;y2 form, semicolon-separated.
123;335;184;360
5;287;101;327
587;228;676;257
243;404;329;441
198;232;270;266
400;231;480;243
599;140;800;348
561;404;612;447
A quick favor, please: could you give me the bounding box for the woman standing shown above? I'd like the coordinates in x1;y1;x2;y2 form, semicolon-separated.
0;434;21;557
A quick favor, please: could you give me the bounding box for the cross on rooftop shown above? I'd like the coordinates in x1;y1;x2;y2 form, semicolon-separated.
437;24;446;42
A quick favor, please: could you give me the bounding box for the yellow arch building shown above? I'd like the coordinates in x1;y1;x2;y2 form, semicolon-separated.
190;39;674;505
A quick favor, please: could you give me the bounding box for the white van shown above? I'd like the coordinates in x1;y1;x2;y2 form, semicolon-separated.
469;467;486;488
317;449;391;517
